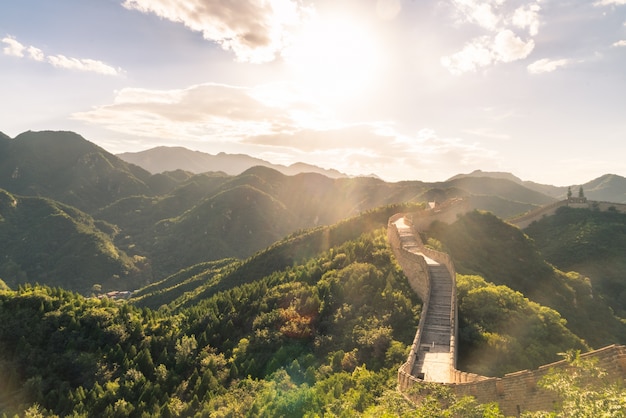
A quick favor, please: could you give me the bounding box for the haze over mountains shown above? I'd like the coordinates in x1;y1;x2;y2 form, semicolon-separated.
1;129;626;294
118;143;626;204
117;146;348;178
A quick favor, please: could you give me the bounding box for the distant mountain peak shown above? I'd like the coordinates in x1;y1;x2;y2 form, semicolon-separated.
447;169;523;184
117;146;349;178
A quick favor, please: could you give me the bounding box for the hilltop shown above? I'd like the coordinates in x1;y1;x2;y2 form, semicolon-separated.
452;169;626;203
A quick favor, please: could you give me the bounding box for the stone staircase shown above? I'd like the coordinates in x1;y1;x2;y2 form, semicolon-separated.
411;264;454;381
391;215;456;383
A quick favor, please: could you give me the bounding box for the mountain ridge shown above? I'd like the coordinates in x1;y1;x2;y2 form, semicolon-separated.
117;145;349;178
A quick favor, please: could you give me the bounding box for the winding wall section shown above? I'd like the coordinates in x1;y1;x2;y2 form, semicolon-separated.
389;199;626;416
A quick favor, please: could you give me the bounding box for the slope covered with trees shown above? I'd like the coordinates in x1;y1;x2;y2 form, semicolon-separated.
1;129;625;416
0;189;149;294
0;130;563;290
425;211;626;347
2;208;610;417
525;206;626;318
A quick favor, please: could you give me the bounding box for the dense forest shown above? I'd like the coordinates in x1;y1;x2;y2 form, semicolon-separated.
2;210;625;416
0;131;625;416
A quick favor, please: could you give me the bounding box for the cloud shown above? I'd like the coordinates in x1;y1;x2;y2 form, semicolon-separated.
451;0;500;31
47;55;120;76
441;30;534;74
73;81;498;180
493;30;535;62
27;46;44;61
527;58;570;74
2;35;121;75
2;36;24;57
612;40;626;47
443;1;539;74
122;0;310;63
441;37;494;75
512;4;541;36
73;83;302;140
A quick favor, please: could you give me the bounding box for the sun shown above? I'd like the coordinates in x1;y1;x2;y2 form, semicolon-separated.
282;15;382;101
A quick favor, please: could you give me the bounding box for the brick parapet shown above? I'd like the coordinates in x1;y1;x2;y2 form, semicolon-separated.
449;344;626;416
509;199;626;229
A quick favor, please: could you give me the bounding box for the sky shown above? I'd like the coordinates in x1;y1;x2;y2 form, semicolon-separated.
1;0;625;186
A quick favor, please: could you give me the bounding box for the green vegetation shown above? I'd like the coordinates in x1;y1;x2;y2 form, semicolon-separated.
0;131;152;212
0;228;431;416
523;351;626;417
426;210;626;347
525;206;626;318
456;275;586;376
1;130;625;416
0;190;149;294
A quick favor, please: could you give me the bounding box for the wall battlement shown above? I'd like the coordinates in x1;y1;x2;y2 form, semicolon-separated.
390;198;626;415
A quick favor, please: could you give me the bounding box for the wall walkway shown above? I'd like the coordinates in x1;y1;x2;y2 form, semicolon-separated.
389;199;626;415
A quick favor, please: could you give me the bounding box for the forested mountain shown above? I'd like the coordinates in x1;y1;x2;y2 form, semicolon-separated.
1;206;621;417
0;131;153;212
0;129;625;415
0;190;150;293
0;130;561;288
525;206;626;318
425;211;626;348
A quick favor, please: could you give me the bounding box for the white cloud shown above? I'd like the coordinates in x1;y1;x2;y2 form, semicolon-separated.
2;36;25;57
72;81;498;181
451;0;500;30
527;58;570;74
47;55;120;76
73;83;303;140
441;30;534;74
512;4;541;36
493;30;535;62
443;1;539;74
27;46;44;61
612;40;626;47
2;34;121;75
122;0;310;63
441;37;493;75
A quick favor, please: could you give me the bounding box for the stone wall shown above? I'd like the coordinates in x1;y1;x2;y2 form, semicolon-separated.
388;213;432;386
391;201;467;392
509;199;626;229
391;200;626;415
387;214;431;302
507;200;567;229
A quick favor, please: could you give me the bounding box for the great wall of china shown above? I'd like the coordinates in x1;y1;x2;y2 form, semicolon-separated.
388;198;626;416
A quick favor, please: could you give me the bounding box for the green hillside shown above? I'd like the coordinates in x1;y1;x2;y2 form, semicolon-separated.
425;210;626;347
0;130;568;291
0;131;153;212
525;206;626;318
2;206;612;417
0;189;149;294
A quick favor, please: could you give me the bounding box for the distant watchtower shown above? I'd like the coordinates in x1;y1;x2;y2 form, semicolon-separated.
567;186;588;205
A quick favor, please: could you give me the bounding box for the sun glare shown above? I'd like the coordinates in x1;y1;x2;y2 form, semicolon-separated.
283;16;382;101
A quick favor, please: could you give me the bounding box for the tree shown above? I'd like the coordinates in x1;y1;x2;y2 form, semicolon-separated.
578;186;585;198
567;187;572;200
524;350;626;417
